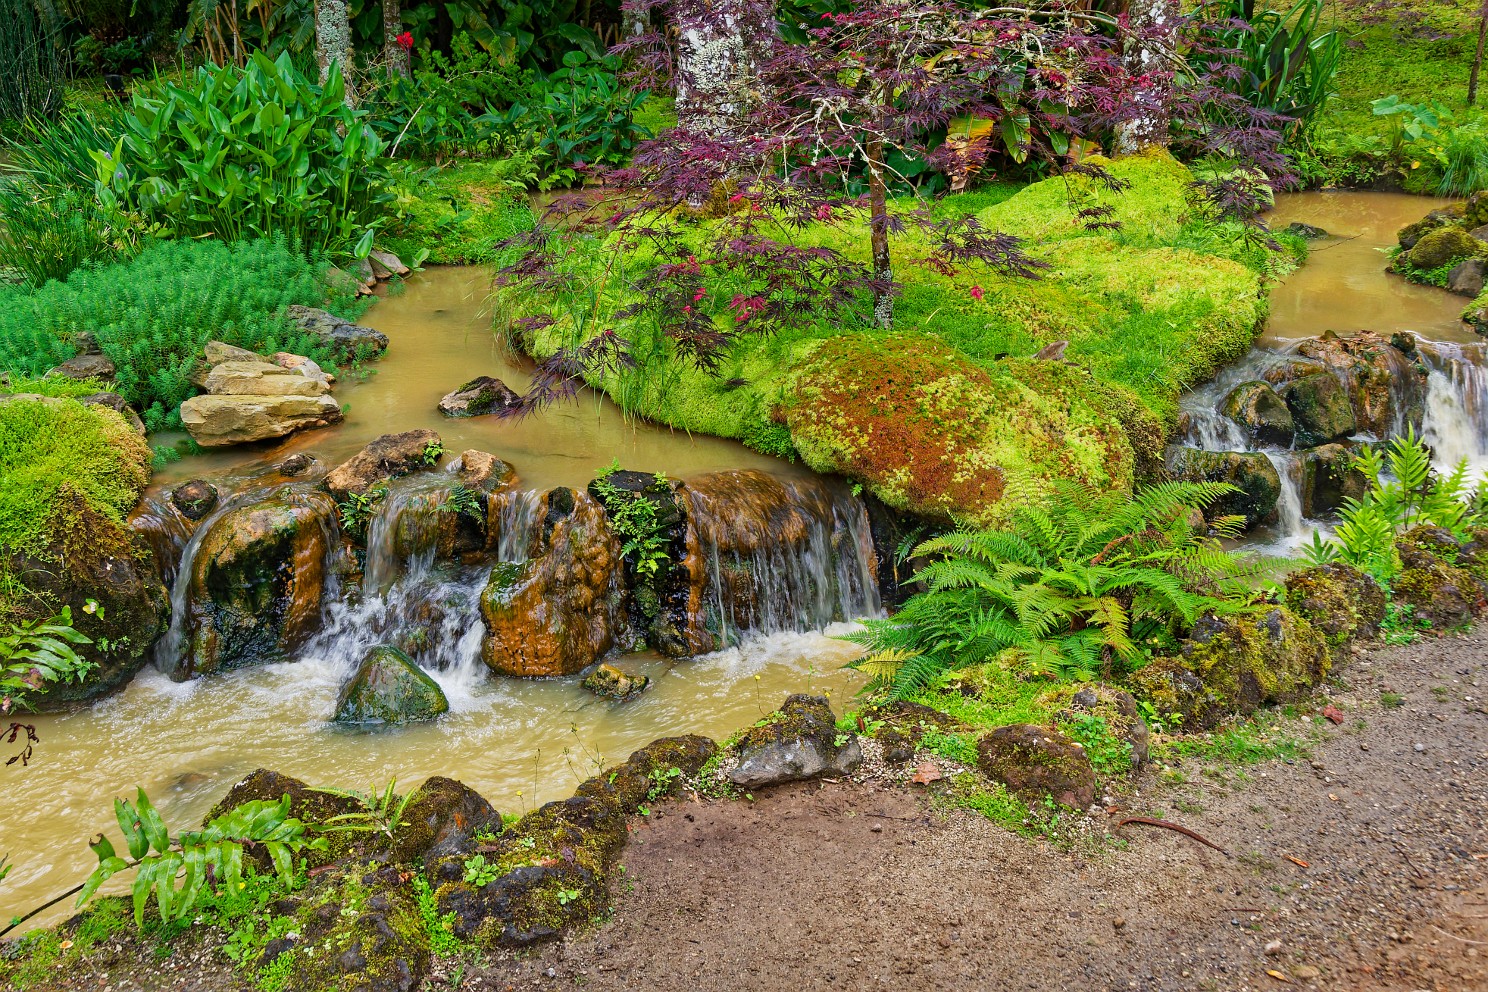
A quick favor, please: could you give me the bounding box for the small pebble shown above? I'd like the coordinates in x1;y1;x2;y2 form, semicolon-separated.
1293;964;1320;980
1113;917;1126;930
1264;940;1283;956
1413;743;1426;752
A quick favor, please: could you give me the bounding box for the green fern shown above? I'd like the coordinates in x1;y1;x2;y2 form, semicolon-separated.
846;480;1276;696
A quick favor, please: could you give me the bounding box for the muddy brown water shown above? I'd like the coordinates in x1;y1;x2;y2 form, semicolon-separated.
2;189;1477;930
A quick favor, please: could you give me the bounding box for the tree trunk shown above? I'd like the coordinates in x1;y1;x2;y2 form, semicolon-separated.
866;131;892;329
1471;0;1488;107
673;0;771;137
383;0;410;78
315;0;356;107
1114;0;1180;155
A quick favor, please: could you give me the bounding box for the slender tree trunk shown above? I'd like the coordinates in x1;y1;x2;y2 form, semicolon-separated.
315;0;357;107
383;0;409;78
623;3;649;38
867;131;892;329
673;0;771;137
1470;0;1488;107
1114;0;1180;155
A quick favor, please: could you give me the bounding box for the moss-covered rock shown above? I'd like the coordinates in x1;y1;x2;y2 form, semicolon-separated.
587;468;694;655
1052;684;1151;770
1393;526;1486;631
785;335;1142;525
480;488;628;677
206;768;361;869
1284;562;1387;645
1163;446;1280;527
726;694;862;788
333;645;449;725
975;724;1097;809
1404;226;1482;271
1292;332;1427;438
1128;607;1330;730
1221;380;1295;447
388;775;502;871
271;865;429;992
1299;443;1369;518
1396;207;1461;252
173;489;338;680
860;700;964;764
1280;372;1356;447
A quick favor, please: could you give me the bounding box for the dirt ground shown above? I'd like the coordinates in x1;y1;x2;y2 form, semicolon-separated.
21;627;1488;992
457;628;1488;992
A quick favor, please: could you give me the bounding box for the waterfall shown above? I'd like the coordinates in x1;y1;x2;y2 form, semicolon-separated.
489;487;543;562
1262;451;1308;551
682;472;881;647
1420;340;1488;476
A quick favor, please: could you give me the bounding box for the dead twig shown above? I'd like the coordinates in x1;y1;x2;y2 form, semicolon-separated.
1116;816;1229;855
1431;925;1488;945
1393;840;1426;879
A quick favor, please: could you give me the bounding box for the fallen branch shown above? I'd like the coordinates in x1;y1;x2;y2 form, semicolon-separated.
1116;816;1229;855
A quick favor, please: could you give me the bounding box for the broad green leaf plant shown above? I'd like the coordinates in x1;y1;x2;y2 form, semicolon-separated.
0;607;94;715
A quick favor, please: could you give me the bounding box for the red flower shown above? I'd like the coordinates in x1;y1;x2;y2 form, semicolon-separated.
970;285;984;302
396;31;413;50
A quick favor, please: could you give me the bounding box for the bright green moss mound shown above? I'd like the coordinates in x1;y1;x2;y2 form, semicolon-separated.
505;151;1276;520
0;385;151;608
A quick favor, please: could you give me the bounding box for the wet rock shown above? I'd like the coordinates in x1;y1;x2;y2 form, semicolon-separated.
1285;562;1387;645
588;469;693;656
1284;221;1328;239
1164;447;1281;528
79;392;145;434
174;490;338;679
727;694;863;788
1299;443;1369;517
1397;208;1461;251
1404;227;1481;270
975;724;1097;810
1279;372;1356;447
171;480;219;521
286;305;389;362
389;776;501;869
180;393;343;447
46;352;115;383
1394;525;1486;630
1129;607;1330;730
1448;258;1488;298
333;645;449;725
325;430;443;501
481;489;628;677
277;453;317;477
368;248;410;279
581;663;650;700
1060;686;1150;770
453;450;515;495
438;376;520;418
1221;380;1294;447
1294;332;1427;438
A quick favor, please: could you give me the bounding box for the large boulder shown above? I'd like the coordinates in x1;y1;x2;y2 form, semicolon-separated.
1129;607;1330;730
1164;447;1280;527
480;488;628;677
1448;258;1488;298
46;352;115;383
1221;380;1294;447
1393;526;1487;631
1404;227;1481;271
388;776;502;870
333;646;449;725
1397;207;1461;251
1292;332;1427;438
1279;372;1356;447
180;393;342;447
726;694;863;788
1299;443;1368;518
172;490;338;679
285;305;389;362
1285;562;1387;646
325;430;443;502
975;724;1096;810
201;361;330;398
587;469;695;656
438;376;520;418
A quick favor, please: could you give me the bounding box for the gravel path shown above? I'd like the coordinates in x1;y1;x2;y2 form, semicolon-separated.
465;628;1488;992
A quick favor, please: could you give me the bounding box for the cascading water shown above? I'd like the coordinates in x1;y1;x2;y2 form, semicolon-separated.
1420;340;1488;476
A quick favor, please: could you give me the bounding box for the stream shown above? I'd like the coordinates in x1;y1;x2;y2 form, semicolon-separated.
3;190;1484;927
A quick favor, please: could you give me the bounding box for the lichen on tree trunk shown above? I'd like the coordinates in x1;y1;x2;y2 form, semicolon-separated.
315;0;357;107
673;0;772;136
383;0;410;78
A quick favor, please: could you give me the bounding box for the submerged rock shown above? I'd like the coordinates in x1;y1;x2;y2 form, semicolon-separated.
480;489;628;677
171;480;219;521
438;376;520;418
1279;372;1356;447
325;430;443;502
333;646;449;725
975;724;1096;810
1221;380;1294;447
1164;447;1280;527
285;305;389;362
581;662;650;700
727;694;863;788
174;490;338;679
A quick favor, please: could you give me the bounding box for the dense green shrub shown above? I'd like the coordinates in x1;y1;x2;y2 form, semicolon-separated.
0;239;356;429
847;481;1273;697
96;52;391;252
